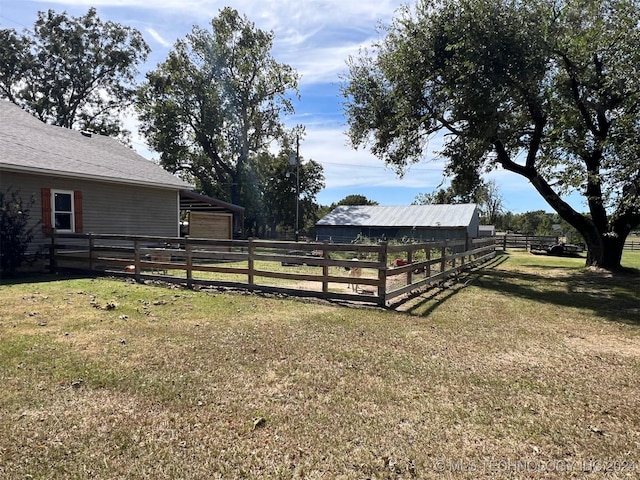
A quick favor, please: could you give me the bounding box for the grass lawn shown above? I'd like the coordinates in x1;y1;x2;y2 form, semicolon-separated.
1;250;638;479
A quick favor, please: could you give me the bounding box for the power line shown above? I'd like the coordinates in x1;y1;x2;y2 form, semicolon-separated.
0;14;30;30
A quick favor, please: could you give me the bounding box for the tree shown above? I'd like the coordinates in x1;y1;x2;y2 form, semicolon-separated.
412;189;452;206
0;8;149;138
0;188;38;275
244;147;325;238
342;0;640;270
331;194;379;208
413;179;504;224
136;7;299;208
475;180;504;225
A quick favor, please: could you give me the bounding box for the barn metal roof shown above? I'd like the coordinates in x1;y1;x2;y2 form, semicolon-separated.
317;204;478;228
0;100;191;190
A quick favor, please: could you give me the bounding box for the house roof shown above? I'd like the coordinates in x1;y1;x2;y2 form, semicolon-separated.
317;204;478;228
0;100;191;190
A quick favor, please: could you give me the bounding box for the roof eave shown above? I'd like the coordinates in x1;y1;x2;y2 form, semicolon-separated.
0;163;192;190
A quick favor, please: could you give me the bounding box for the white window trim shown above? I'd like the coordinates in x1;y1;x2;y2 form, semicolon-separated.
51;189;75;233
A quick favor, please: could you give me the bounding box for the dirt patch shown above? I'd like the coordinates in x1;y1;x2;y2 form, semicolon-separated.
565;333;640;358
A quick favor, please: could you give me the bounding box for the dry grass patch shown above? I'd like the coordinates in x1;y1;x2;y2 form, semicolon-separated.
1;253;639;479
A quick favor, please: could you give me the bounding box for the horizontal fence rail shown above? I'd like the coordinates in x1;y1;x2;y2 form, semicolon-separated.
48;233;499;307
496;234;559;250
624;241;640;251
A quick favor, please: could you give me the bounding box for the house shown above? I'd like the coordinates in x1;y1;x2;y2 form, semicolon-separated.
0;100;192;254
315;204;480;244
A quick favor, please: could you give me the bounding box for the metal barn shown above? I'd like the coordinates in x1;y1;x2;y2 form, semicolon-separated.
315;204;480;244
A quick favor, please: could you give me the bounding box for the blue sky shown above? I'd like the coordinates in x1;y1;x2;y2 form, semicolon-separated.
1;0;585;213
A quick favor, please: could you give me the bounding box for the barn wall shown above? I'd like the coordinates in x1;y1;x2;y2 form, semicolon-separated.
467;208;480;237
2;170;181;255
315;225;468;244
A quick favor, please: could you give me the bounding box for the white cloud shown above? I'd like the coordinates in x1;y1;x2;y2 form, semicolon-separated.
145;27;172;48
301;125;447;190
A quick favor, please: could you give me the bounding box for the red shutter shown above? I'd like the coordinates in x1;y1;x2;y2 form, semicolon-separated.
41;188;52;234
74;190;83;233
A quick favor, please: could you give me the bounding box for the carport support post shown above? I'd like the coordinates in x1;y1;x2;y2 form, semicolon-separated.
378;241;388;306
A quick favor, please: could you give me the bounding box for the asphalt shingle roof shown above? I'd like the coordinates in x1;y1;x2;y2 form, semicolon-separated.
0;100;190;190
317;204;478;228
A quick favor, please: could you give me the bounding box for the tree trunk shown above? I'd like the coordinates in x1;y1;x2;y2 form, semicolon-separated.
584;231;626;270
524;173;633;271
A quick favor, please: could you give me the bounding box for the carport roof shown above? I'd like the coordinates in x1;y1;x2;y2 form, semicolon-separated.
317;204;478;228
180;190;244;213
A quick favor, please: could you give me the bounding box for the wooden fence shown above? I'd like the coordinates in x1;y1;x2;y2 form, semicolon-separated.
496;234;559;250
497;234;640;251
48;233;498;307
624;241;640;251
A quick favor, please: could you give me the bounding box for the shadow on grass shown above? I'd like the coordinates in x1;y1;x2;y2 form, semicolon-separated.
0;272;89;287
407;251;640;326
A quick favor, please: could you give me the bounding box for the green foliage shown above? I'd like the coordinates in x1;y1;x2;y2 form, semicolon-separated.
330;194;379;209
136;7;299;209
495;210;582;242
0;188;38;275
244;142;325;238
413;179;504;224
342;0;640;269
0;8;149;139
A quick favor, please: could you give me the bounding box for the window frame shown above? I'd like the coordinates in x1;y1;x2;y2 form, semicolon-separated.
51;189;75;233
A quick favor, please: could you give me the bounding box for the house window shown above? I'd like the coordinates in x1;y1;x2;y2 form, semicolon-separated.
52;190;75;232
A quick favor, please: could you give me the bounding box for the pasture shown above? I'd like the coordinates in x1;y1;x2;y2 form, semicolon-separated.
1;250;638;479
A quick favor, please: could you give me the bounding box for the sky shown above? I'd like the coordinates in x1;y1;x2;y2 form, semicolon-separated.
0;0;586;213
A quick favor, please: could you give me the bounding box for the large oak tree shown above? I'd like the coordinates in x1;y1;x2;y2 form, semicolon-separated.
342;0;640;269
0;8;149;138
136;7;299;208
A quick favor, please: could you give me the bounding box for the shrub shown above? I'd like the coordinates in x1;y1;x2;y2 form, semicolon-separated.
0;188;38;275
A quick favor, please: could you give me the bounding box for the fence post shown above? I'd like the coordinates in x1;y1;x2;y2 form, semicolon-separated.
49;232;57;274
378;241;388;306
441;241;447;273
322;241;330;294
134;239;141;282
406;248;413;285
248;237;255;287
462;234;470;267
185;236;193;289
425;247;431;277
88;233;94;271
503;235;507;251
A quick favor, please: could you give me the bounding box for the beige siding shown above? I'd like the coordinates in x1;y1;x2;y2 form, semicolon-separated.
1;170;181;253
